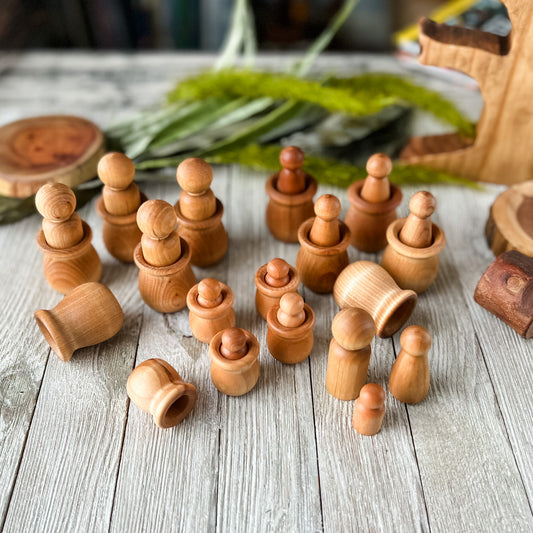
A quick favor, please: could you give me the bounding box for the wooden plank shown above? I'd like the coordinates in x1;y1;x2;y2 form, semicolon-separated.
396;186;533;531
109;178;228;532
0;214;52;526
439;185;533;506
215;166;322;532
2;199;144;532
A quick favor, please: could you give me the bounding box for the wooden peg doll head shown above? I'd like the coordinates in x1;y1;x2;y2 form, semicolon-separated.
352;383;386;436
277;292;306;328
388;325;431;404
98;152;140;216
360;153;392;203
309;194;342;247
277;146;306;194
220;327;248;359
198;278;223;307
399;191;437;248
265;258;290;287
177;157;216;221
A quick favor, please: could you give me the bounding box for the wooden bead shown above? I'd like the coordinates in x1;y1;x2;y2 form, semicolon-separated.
360;153;392;203
187;279;235;343
127;358;197;428
35;182;76;221
389;326;431;404
266;294;315;364
34;282;123;361
474;250;533;338
209;328;260;396
326;308;375;401
352;383;386;436
309;194;342;247
255;258;300;319
333;261;417;338
277;146;306;194
399;191;436;248
97;152;136;189
265;146;317;242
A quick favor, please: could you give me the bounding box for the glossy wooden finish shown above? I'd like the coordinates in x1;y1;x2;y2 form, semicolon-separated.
187;278;235;343
255;258;300;319
34;282;123;362
352;383;386;436
334;261;417;338
266;293;315;364
127;358;197;428
474;250;533;339
209;327;260;396
296;195;350;293
389;326;431;404
175;158;227;267
0;115;105;198
485;181;533;257
265;146;317;243
325;308;376;401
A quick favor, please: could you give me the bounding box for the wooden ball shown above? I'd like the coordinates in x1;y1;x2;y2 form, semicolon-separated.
279;146;304;170
332;308;375;351
265;258;290;287
220;327;248;360
409;191;436;219
280;292;304;315
358;383;386;409
314;194;341;220
198;278;222;307
366;153;392;179
137;199;177;239
97;152;135;188
177;158;213;194
400;325;431;356
35;183;76;221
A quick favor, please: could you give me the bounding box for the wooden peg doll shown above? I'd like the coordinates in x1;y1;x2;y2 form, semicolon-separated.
35;182;101;294
352;383;386;436
265;146;317;242
389;325;431;404
209;327;260;396
325;308;376;401
127;358;197;428
95;152;146;262
187;278;235;343
134;199;196;313
254;258;300;319
175;157;228;267
382;191;446;293
266;292;315;364
345;153;402;252
296;194;351;293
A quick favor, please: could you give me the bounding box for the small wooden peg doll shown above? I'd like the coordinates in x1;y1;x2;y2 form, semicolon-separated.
388;325;431;404
352;383;386;436
399;191;437;248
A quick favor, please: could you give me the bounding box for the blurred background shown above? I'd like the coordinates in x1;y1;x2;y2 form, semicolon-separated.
0;0;510;52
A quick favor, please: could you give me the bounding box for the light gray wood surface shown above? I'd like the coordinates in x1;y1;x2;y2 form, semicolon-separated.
0;52;532;533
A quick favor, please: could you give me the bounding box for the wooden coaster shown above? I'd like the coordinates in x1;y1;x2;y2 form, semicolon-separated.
0;115;105;198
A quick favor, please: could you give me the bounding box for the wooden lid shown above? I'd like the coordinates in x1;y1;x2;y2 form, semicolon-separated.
0;115;104;198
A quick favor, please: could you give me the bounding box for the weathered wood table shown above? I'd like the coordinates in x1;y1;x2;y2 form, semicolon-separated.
0;53;532;533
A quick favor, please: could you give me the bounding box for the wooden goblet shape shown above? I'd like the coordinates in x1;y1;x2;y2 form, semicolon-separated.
127;358;197;428
34;282;123;361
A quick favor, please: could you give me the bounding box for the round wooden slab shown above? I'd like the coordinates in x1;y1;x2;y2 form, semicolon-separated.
0;115;105;198
485;181;533;257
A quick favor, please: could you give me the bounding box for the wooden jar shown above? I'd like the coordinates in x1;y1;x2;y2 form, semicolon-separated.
325;308;376;401
187;278;235;343
254;258;300;319
333;261;417;338
36;221;102;294
265;175;317;243
209;328;260;396
127;358;197;428
133;238;196;313
381;218;446;293
95;193;147;263
34;282;123;361
296;217;351;294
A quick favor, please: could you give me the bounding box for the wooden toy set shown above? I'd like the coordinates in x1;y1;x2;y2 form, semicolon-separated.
32;143;531;435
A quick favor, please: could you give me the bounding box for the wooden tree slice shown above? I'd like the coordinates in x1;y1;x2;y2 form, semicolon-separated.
485;181;533;257
0;115;105;198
